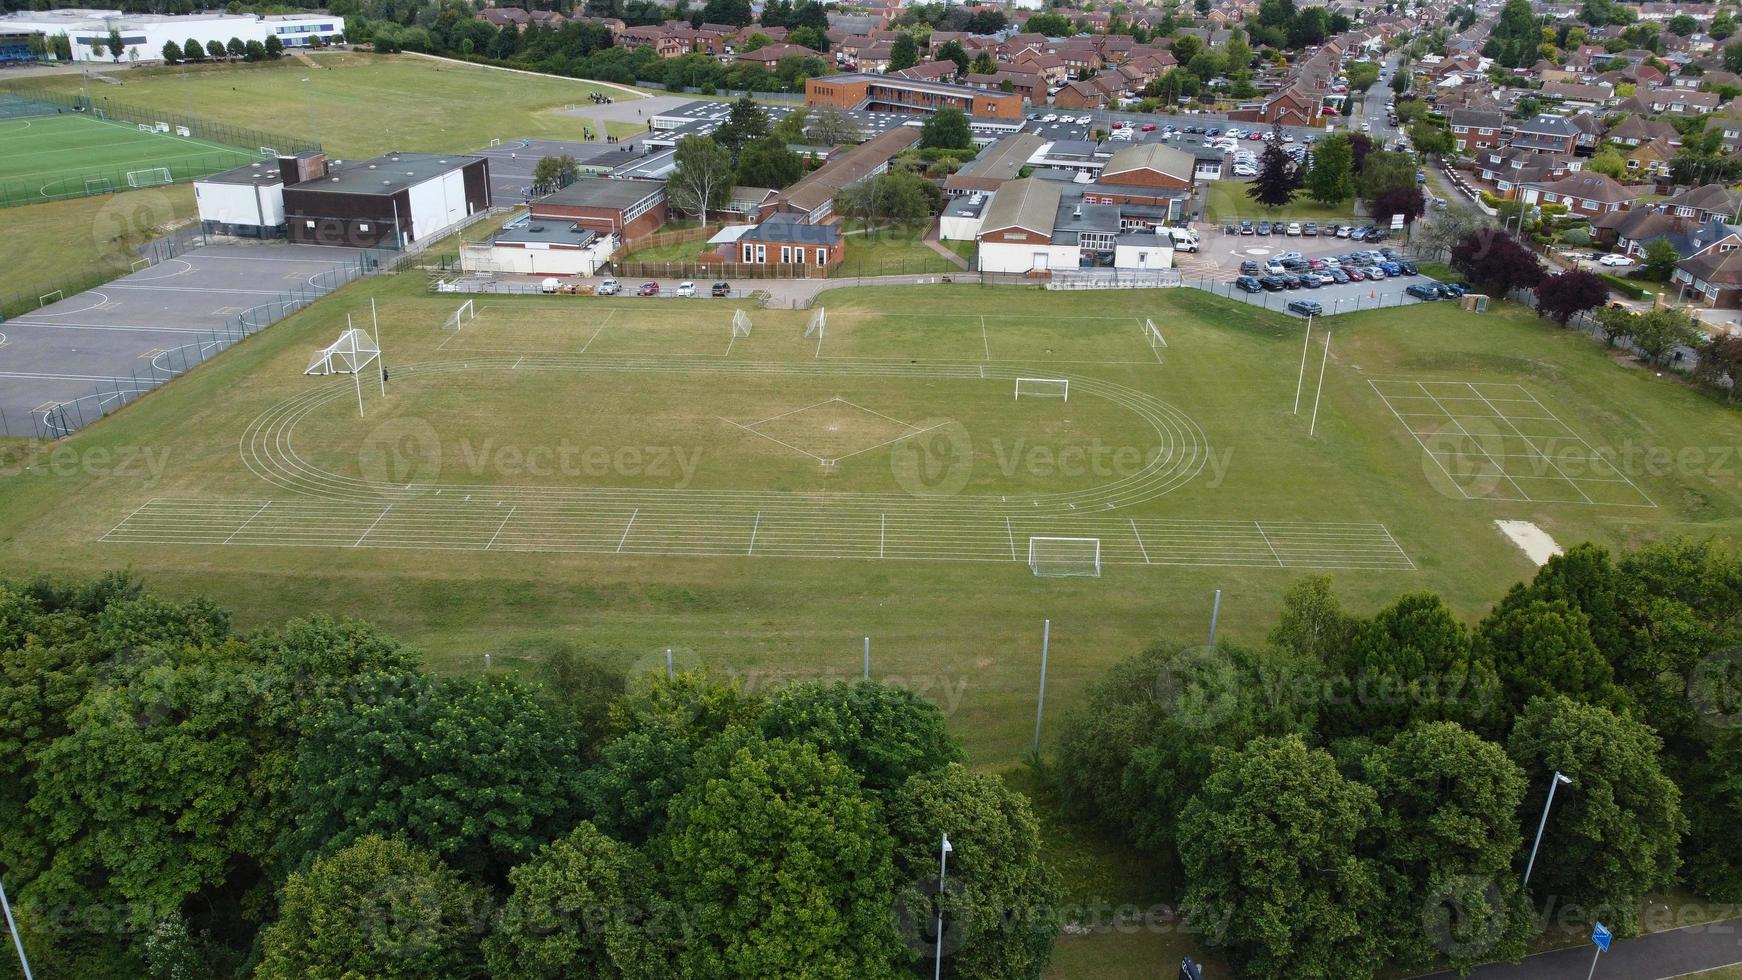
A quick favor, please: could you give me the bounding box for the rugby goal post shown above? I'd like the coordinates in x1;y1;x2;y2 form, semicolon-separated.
442;299;475;332
803;307;826;339
732;309;752;338
305;328;380;375
1028;537;1102;578
126;167;172;188
1145;318;1167;349
1014;377;1069;402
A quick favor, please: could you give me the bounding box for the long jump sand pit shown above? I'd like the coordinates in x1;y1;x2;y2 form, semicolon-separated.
1496;519;1563;567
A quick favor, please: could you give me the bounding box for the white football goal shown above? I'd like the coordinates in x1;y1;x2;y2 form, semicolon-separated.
259;146;279;158
84;176;113;195
305;328;381;376
1015;377;1069;402
136;123;153;133
126;167;172;188
732;309;752;338
1028;537;1102;578
1145;318;1167;349
803;307;826;339
442;299;475;332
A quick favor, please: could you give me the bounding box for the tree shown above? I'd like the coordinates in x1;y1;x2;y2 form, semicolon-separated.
160;39;181;63
1630;306;1699;366
1641;237;1680;282
714;96;769;159
970;50;997;76
1694;332;1742;401
735;136;804;189
484;822;672;979
1533;268;1607;325
759;681;960;794
666;135;733;219
1347;61;1380;91
889;765;1060;979
1246;136;1301;209
181;36;202;60
264;34;283;58
920;106;972;150
106;26;125;60
937;39;969;75
1668;12;1698;35
1714;10;1737;39
1587;148;1627;179
890;32;919;71
256;836;490;980
1390;70;1410;95
658;730;902;976
1222;30;1252;72
1024;12;1073;36
1268;574;1358;664
244;39;266;61
811;105;861;145
1178;736;1385;978
532;153;580;192
1450;229;1545;294
1170;34;1203;65
1362;723;1533;973
771;106;808;144
700;0;753;26
1358;149;1418;201
225;36;244;59
282;674;586;882
1684;729;1742;900
207;39;226;60
1372;186;1426;227
1327;592;1501;737
1507;696;1686;934
1595;305;1637;348
1475;597;1621;716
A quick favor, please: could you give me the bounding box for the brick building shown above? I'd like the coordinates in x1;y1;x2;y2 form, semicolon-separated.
805;72;1024;119
530;178;667;239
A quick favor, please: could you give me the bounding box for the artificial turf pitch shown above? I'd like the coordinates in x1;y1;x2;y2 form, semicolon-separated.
0;111;257;204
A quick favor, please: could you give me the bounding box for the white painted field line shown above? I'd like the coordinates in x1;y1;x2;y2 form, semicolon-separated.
880;513;886;558
1377;523;1416;570
1253;521;1284;567
616;508;638;552
97;497;161;542
486;504;518;549
1129;519;1151;563
223;501;273;544
980;316;991;361
1005;517;1017;560
747;511;761;555
351;504;394;547
1462;383;1594;504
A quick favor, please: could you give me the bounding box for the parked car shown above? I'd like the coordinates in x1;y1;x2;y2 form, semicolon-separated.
1302;222;1319;237
675;281;696;297
1405;282;1442;300
1379;261;1402;276
597;278;621;296
1141;123;1157;131
1286;299;1324;316
1337;225;1353;238
1435;282;1468;298
1286;222;1302;236
1395;261;1417;276
1235;275;1264;292
1327;268;1350;284
1343;267;1367;282
1232;164;1257;177
711;281;732;297
1281;274;1303;289
1259;275;1287;291
1308;258;1328;271
1276;250;1303;262
1240;220;1255;235
637;281;660;296
1598;253;1635;267
1302;273;1324;288
1256;221;1273;235
540;278;562;294
1240;259;1262;274
1266;260;1286;275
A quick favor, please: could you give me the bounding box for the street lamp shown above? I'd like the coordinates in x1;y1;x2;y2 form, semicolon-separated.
934;832;953;980
1522;770;1574;889
1;876;33;980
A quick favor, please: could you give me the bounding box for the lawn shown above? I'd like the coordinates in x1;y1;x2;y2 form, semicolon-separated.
0;184;195;316
3;273;1741;975
1205;180;1360;224
15;52;648;159
836;224;962;276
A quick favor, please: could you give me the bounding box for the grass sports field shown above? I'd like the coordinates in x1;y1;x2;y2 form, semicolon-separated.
0;110;257;204
2;276;1740;973
18;52;647;159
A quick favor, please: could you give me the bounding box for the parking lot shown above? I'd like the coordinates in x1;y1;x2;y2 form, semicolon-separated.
1175;226;1448;318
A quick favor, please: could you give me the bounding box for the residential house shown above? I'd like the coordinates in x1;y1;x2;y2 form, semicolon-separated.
1476;146;1572;196
1673;247;1742;307
1448;108;1507;151
1659;182;1742;222
1509;114;1582;154
1522;171;1639;216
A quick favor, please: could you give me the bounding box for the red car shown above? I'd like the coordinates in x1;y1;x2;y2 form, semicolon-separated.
1140;122;1157;132
1343;267;1367;282
637;281;659;296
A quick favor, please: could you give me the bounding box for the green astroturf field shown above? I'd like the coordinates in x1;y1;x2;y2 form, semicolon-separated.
0;110;257;204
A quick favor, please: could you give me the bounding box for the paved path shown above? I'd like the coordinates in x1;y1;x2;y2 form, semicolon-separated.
1416;917;1742;980
922;221;970;271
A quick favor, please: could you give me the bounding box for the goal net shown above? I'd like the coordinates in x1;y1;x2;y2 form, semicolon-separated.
1028;537;1102;578
1015;377;1069;402
1145;318;1167;349
259;146;279;158
305;328;381;375
442;299;475;332
126;167;172;188
803;307;826;339
137;123;152;133
732;309;752;338
84;176;113;195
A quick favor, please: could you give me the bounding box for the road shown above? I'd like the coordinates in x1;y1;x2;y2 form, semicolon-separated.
1416;916;1742;980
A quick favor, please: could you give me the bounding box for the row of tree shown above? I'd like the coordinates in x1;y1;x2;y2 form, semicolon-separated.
1056;541;1742;977
1243;130;1428;226
159;33;284;64
0;572;1061;978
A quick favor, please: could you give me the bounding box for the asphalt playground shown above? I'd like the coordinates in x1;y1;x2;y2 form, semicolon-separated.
0;240;364;436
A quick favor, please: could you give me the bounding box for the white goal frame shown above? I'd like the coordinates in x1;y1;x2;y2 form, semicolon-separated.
136;123;152;133
259;146;279;158
803;307;826;339
1015;377;1069;402
732;309;752;338
84;176;113;195
1145;318;1167;349
1028;537;1102;577
126;167;172;188
442;299;475;332
305;328;381;376
488;137;502;147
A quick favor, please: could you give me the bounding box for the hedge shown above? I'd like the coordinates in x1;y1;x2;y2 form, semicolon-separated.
1601;274;1653;300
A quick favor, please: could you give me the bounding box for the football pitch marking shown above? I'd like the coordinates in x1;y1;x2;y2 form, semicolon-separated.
1370;379;1657;507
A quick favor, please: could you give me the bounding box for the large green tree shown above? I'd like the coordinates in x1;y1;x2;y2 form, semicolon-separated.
1246;138;1302;210
1473;597;1620;712
921;106;973;151
1305;133;1354;207
736;136;804;189
666;135;734;219
256;835;490;980
657;729;903;976
1507;696;1687;933
1178;736;1386;978
758;680;961;794
714;96;770;158
888;764;1061;980
1362;723;1533;972
1328;592;1501;737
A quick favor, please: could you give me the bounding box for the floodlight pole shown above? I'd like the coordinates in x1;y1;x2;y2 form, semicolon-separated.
1032;619;1050;755
1523;770;1574;889
665;649;674;682
1308;330;1331;438
1292;315;1313;414
0;876;33;980
372;298;384;395
934;832;952;980
1209;589;1222;647
863;636;870;680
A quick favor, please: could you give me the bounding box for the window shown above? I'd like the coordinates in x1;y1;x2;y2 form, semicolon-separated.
743;243;754;262
816;248;827;264
756;245;765;263
780;246;792;263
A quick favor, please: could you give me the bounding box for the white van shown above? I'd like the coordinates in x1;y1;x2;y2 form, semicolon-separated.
540;278;561;294
1166;228;1200;252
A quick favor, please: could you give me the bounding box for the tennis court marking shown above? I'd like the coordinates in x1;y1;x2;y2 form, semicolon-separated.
100;498;1416;571
1370;379;1657;507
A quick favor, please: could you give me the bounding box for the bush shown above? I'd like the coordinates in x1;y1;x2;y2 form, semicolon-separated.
1601;274;1653;300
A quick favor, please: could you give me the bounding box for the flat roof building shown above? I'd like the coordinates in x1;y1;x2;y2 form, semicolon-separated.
805;72;1025;120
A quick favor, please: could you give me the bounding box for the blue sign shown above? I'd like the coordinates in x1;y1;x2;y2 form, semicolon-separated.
1592;922;1612;952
